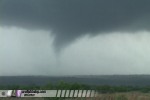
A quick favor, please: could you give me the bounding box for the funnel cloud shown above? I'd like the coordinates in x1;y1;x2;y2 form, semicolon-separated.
1;0;150;52
1;0;150;75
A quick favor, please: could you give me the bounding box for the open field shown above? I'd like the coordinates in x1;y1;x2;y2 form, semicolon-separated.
1;75;150;100
95;92;150;100
1;75;150;86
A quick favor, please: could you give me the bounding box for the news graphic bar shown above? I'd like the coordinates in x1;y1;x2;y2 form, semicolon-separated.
0;90;97;97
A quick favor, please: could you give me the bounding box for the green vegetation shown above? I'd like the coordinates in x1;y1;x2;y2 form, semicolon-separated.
116;95;128;100
0;81;150;94
1;81;150;100
0;81;91;90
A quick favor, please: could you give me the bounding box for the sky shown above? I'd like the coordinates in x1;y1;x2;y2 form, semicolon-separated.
0;0;150;76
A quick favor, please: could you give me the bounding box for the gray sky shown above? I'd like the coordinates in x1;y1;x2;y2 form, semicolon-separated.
0;0;150;75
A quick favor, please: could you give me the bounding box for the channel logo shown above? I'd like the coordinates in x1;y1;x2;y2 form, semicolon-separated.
7;90;22;97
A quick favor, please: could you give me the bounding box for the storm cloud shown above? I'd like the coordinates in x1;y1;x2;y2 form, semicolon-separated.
1;27;150;75
1;0;150;52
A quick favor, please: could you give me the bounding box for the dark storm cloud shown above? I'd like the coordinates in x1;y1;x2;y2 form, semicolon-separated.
1;0;150;52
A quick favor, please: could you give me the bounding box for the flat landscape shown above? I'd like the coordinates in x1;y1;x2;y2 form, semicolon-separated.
0;75;150;86
0;75;150;99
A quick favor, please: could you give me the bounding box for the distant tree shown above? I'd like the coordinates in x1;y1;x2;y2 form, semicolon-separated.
70;83;82;90
97;85;112;93
57;80;71;90
42;82;54;90
140;86;150;93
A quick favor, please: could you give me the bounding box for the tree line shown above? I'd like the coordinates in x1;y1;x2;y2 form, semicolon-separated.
0;81;150;93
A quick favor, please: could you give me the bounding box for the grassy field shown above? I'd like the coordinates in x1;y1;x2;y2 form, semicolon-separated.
95;92;150;100
0;79;150;100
